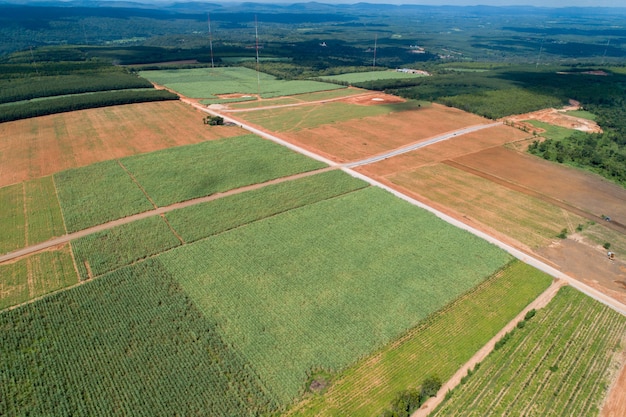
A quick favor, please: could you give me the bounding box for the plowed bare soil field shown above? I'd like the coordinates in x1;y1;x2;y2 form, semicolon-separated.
0;101;246;187
452;147;626;225
355;124;530;176
279;102;489;163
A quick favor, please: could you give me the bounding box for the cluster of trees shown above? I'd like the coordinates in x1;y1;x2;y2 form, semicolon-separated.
0;89;178;123
380;375;442;417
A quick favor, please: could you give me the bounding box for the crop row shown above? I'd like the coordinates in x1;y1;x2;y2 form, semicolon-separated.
0;258;278;416
431;286;626;416
0;244;77;310
0;176;65;253
288;260;553;416
159;186;513;405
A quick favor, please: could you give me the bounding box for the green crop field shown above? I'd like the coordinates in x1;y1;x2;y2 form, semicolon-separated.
160;186;513;404
0;245;77;309
71;216;182;281
166;170;368;243
0;177;66;253
139;67;342;99
319;70;428;84
237;100;422;133
288;261;553;416
54;135;325;231
431;286;626;416
120;135;326;207
55;160;154;233
0;259;277;416
0;183;24;253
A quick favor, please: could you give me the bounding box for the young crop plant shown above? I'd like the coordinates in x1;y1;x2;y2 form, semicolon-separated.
0;245;78;310
430;286;626;417
0;259;278;415
55;160;154;232
120;134;326;207
0;177;65;253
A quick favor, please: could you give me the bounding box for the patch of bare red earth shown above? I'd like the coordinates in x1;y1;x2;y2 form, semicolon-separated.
280;102;490;163
0;101;246;187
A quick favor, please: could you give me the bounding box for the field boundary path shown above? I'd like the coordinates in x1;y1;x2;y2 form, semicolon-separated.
0;167;335;264
411;279;567;417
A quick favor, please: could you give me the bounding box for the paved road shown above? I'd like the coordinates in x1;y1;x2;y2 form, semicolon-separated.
345;122;502;168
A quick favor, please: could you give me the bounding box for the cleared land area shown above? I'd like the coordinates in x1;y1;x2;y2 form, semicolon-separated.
387;163;586;249
287;261;552;417
451;147;626;226
270;102;493;163
431;286;626;416
0;101;246;187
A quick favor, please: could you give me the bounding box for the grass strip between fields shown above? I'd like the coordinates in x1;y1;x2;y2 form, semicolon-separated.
431;286;626;416
287;260;553;416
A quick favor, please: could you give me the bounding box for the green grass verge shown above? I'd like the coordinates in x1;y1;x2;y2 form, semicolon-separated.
288;261;553;416
0;258;277;416
564;109;597;121
55;160;154;233
0;177;65;253
238;100;423;132
527;120;578;141
431;286;626;416
0;245;78;310
166;170;367;243
121;135;326;207
71;216;182;281
160;186;513;405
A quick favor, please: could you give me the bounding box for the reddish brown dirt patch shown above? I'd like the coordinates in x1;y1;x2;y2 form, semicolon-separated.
356;124;530;177
218;93;258;99
281;103;490;163
0;101;246;187
601;354;626;417
504;106;602;134
451;147;626;225
341;93;406;106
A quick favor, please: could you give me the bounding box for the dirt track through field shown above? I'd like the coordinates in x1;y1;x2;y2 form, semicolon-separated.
443;159;626;234
412;279;567;417
0;167;335;265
